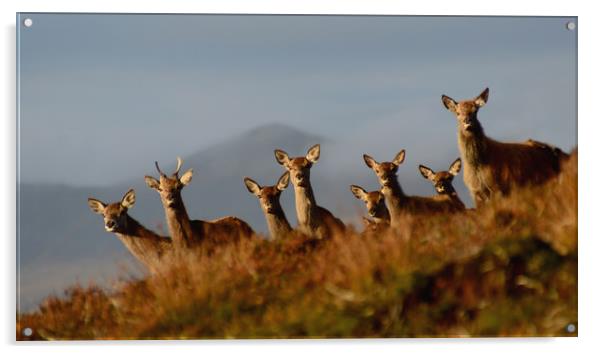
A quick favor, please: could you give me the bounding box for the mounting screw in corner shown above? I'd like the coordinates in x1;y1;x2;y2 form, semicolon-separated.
566;323;576;333
22;327;33;336
23;18;33;28
566;21;576;31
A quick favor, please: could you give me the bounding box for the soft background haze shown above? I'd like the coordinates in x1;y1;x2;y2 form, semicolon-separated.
17;14;576;310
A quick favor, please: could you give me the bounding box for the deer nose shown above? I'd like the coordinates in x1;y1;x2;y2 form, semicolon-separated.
106;220;116;228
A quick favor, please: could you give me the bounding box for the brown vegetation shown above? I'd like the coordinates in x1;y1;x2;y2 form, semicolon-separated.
17;151;577;340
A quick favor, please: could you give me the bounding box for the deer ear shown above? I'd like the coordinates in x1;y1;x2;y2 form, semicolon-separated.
474;87;489;107
144;176;160;190
442;95;458;112
276;171;290;191
121;189;136;209
350;185;367;200
363;154;377;170
87;198;106;214
306;144;320;163
274;149;290;166
449;158;462;176
244;177;262;196
179;169;194;186
418;165;435;181
392;150;406;166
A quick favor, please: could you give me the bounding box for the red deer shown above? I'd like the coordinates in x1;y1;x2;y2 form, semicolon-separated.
350;185;390;231
441;88;568;206
363;149;465;228
274;144;345;239
87;189;172;274
244;172;293;240
418;158;466;212
145;157;254;250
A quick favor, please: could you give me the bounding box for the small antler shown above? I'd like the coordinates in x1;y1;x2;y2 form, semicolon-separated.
174;157;183;176
155;161;166;177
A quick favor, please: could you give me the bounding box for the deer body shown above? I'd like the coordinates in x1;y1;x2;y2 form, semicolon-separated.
244;172;292;240
88;189;172;274
442;88;567;206
275;145;345;239
146;158;254;250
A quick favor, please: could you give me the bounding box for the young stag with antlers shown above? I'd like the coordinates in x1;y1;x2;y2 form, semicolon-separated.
418;158;465;212
87;189;172;274
145;157;254;250
274;144;345;239
441;88;568;206
364;149;465;228
350;185;390;231
244;172;293;240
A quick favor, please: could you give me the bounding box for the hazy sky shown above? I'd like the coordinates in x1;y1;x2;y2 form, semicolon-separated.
18;14;577;186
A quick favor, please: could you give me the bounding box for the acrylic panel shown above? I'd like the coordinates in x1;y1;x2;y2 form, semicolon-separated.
16;13;577;340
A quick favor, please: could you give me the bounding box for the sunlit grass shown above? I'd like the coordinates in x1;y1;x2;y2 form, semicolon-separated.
17;151;577;340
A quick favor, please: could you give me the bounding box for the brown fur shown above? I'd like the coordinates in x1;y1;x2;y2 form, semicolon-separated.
244;172;293;240
350;185;390;230
274;145;345;239
364;150;464;229
145;158;254;250
418;158;465;212
87;189;172;274
442;88;568;206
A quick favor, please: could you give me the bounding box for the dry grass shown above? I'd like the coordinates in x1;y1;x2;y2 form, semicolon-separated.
17;151;578;340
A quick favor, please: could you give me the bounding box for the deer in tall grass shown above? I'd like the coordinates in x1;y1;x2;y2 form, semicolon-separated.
441;88;568;206
145;157;254;250
244;172;293;240
364;149;466;228
418;158;465;212
87;189;172;274
274;144;345;239
350;185;390;231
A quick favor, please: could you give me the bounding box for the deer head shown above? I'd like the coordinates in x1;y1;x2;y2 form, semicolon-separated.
442;88;489;134
418;158;462;195
144;157;194;207
350;185;387;219
363;149;406;188
274;144;320;188
244;172;290;214
88;189;136;233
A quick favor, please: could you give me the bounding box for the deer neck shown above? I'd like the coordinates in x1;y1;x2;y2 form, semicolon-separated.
264;202;292;240
114;215;167;273
293;181;317;229
162;195;199;247
381;178;406;217
458;120;488;166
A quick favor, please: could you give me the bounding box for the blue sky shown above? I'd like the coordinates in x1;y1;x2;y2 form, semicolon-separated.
18;14;577;186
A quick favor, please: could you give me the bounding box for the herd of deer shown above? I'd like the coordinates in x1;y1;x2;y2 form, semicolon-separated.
87;88;569;274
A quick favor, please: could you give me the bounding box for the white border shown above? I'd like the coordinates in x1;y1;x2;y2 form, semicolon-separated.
2;1;600;353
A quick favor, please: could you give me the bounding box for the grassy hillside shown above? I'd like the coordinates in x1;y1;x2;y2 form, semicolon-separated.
17;151;577;340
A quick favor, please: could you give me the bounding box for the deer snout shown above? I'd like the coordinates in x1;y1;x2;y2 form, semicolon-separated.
105;220;116;231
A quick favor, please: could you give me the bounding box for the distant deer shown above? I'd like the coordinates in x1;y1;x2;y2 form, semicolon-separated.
145;157;254;250
441;88;568;206
244;172;293;240
350;185;390;230
87;189;172;274
363;149;464;228
418;158;466;212
274;144;345;238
